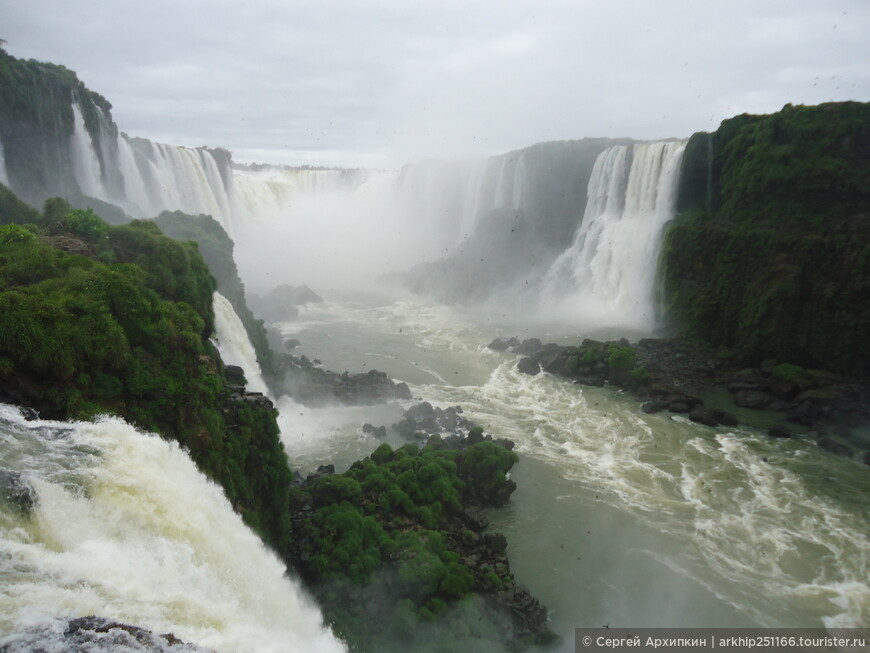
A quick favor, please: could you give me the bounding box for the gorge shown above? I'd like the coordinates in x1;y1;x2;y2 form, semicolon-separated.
1;47;869;653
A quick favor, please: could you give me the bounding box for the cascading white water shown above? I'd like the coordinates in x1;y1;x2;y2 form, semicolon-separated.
0;404;345;653
212;291;270;396
230;166;369;223
537;140;686;332
69;102;107;201
0;134;10;187
116;133;155;215
118;138;235;233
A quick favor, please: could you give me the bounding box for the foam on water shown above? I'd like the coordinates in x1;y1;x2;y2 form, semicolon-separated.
419;355;869;627
0;405;345;653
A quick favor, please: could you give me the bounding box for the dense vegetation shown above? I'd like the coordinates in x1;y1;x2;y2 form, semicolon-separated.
0;197;291;549
287;434;553;652
152;210;278;379
662;102;870;375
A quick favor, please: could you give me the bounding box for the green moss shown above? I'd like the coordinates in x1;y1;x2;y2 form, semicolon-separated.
606;345;636;370
771;363;811;388
663;102;870;375
0;193;291;553
288;434;523;651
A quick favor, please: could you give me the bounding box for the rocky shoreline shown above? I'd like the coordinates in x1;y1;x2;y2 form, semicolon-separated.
491;336;870;465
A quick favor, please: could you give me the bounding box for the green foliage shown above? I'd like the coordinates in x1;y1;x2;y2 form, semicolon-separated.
0;184;41;226
459;441;518;492
312;475;363;507
664;102;870;374
0;223;37;245
0;190;291;553
152;211;276;380
606;345;636;370
63;208;109;241
771;363;811;387
289;435;521;650
629;366;650;382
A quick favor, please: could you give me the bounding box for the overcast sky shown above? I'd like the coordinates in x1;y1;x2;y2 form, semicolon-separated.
2;0;869;168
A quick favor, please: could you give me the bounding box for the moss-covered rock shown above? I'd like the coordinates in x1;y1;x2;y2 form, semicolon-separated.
0;198;291;551
287;432;552;652
663;102;870;376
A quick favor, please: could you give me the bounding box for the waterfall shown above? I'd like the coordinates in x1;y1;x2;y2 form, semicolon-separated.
537;140;686;332
212;292;270;396
229;166;370;222
69;102;107;201
0;134;9;187
0;404;345;653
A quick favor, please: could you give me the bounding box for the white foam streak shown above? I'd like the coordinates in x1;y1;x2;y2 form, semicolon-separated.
417;354;870;627
69;102;106;200
0;406;345;652
0;134;10;187
211;292;270;396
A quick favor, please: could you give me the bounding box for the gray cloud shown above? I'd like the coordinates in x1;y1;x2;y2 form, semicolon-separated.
2;0;868;167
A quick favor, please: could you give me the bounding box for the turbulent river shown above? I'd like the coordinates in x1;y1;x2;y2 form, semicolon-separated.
275;293;870;644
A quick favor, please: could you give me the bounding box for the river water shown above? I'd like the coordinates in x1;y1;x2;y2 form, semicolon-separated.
275;292;870;645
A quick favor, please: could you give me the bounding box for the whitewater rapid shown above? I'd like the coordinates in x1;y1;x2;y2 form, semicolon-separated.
0;405;345;653
275;296;870;636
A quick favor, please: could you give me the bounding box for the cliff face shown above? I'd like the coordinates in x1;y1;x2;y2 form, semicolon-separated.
403;138;630;304
662;102;870;375
0;49;118;208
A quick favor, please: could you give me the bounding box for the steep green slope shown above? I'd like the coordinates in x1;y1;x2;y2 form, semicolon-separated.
662;102;870;375
0;200;291;550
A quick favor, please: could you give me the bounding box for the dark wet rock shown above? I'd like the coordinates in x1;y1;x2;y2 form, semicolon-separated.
488;336;521;351
228;387;275;411
306;464;336;482
817;438;854;458
517;357;541;375
768;378;801;401
0;469;37;515
512;338;543;355
863;451;870;467
689;406;739;428
20;407;40;421
248;284;322;322
768;425;793;438
390;403;476;441
483;532;508;554
788;400;822;425
733;389;771;409
310;369;413;405
641;400;669;414
224;364;247;386
284;338;301;350
495;585;551;641
0;616;215;652
362;423;387;438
